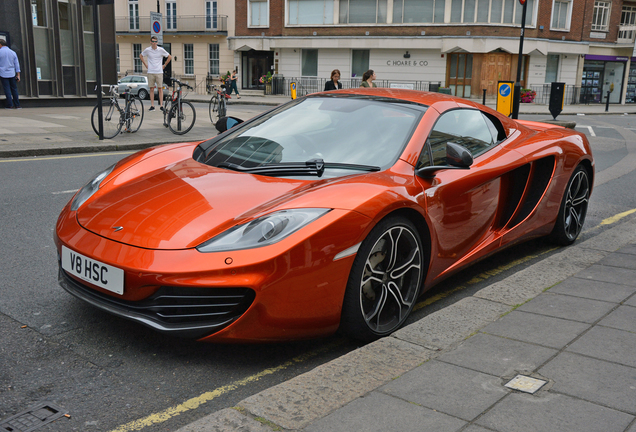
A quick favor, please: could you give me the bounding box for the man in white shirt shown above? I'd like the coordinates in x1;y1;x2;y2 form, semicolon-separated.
140;36;172;111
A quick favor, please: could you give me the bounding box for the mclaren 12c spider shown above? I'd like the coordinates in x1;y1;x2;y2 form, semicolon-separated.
55;89;593;342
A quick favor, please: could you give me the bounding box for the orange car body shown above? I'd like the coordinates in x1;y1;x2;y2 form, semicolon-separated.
55;90;593;342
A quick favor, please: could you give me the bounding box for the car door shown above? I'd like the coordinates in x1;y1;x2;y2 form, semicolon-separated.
416;108;512;282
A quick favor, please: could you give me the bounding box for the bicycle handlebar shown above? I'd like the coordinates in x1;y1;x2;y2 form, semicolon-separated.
171;78;193;90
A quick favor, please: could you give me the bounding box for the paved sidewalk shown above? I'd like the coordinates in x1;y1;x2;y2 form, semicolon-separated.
177;216;636;432
1;93;635;158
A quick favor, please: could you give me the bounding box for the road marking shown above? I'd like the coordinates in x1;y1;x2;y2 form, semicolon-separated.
575;125;596;137
108;339;345;432
52;189;78;195
600;208;636;226
0;151;134;163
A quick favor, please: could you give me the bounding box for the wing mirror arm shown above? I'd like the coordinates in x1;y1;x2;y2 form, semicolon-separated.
415;142;474;179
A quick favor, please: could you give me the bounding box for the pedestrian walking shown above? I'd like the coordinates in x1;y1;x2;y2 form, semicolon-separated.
140;36;172;111
360;70;377;88
228;69;241;99
0;39;21;109
324;69;343;91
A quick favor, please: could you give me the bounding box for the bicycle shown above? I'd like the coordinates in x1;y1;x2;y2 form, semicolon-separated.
207;82;230;125
91;84;144;139
163;78;196;135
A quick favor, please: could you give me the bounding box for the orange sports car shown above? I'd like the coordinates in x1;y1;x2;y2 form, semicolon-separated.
55;89;593;342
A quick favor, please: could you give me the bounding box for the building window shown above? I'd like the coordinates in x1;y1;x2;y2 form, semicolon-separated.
129;0;139;30
450;0;534;25
288;0;334;25
619;5;636;40
302;49;318;76
166;1;177;30
31;0;48;27
206;1;218;29
592;1;611;31
551;0;571;30
133;43;142;73
393;0;444;24
184;44;194;75
352;50;369;78
249;0;269;27
209;44;219;75
83;5;96;81
545;54;559;83
340;0;387;24
116;43;120;73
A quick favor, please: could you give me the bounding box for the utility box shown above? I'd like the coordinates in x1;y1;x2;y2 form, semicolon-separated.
549;82;565;119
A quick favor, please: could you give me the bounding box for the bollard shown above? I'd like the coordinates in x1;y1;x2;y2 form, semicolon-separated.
605;90;610;112
482;89;487;105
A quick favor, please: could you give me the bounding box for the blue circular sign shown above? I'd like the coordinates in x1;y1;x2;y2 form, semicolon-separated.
153;21;161;33
499;84;511;97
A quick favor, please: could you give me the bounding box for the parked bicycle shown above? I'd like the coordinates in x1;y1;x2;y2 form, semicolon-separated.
207;82;230;125
91;84;144;139
163;78;196;135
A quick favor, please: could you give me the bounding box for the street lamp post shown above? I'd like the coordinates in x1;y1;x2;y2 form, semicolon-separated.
512;0;528;120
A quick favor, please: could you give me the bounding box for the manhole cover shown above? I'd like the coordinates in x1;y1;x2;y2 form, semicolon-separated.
504;375;547;394
0;402;67;432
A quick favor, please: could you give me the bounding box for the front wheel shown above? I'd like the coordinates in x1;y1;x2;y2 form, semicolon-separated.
549;165;590;246
339;216;425;342
209;95;220;124
137;88;149;100
91;100;121;139
125;97;144;133
167;100;196;135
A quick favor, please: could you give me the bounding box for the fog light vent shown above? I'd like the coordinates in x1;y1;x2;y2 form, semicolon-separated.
0;402;67;432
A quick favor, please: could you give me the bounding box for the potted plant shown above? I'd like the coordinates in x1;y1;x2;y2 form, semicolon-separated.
520;88;536;103
260;71;273;94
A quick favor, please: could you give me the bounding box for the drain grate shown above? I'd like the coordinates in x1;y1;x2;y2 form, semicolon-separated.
0;402;68;432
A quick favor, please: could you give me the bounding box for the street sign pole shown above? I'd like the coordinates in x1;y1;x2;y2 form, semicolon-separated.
92;0;103;140
512;0;528;120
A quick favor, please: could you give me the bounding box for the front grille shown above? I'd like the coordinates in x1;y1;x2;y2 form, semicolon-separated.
59;268;255;338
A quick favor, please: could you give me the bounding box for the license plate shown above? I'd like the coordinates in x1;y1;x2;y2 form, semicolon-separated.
61;246;124;295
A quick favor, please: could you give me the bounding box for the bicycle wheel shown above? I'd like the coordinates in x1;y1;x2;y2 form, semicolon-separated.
91;100;122;139
219;97;227;118
124;97;145;133
163;100;172;128
168;100;196;135
209;94;220;124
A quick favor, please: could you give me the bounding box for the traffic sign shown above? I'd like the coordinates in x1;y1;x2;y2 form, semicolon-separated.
150;11;163;45
496;81;514;117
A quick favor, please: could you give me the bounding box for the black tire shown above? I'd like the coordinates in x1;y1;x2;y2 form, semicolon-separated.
209;94;220;124
91;100;122;139
549;165;590;246
340;216;425;342
124;97;144;133
219;97;227;118
137;88;149;100
167;100;196;135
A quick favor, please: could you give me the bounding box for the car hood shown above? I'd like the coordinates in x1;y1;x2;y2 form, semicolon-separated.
76;158;371;250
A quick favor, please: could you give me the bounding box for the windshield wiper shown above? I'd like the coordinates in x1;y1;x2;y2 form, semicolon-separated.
217;159;381;177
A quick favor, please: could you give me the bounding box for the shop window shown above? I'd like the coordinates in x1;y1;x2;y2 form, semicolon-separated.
301;49;318;77
116;43;120;74
249;0;269;27
352;50;369;78
551;1;571;30
31;0;47;27
133;43;142;73
184;44;194;75
545;54;559;83
339;0;387;24
83;5;96;81
592;1;611;31
393;0;444;23
209;44;219;75
288;0;334;24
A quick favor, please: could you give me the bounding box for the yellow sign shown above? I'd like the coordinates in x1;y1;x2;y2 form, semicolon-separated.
290;82;297;100
496;81;514;117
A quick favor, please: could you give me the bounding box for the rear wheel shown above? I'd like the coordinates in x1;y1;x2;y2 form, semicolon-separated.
91;100;121;139
125;97;144;133
137;88;149;100
549;165;590;245
209;94;220;124
167;100;196;135
339;216;424;342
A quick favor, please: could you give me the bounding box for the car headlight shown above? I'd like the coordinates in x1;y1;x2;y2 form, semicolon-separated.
197;208;331;253
70;164;116;211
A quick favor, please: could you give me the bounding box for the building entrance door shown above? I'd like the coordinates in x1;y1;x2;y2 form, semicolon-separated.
241;50;274;89
480;53;512;97
447;53;473;98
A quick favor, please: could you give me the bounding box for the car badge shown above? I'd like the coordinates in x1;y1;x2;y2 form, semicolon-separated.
112;226;124;232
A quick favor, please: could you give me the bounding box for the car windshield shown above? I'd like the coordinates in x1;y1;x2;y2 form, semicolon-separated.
196;96;425;178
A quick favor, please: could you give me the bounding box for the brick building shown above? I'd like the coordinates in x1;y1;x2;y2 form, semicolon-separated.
230;0;636;103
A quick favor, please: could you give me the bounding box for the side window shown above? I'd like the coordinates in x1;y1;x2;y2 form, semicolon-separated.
120;76;132;83
418;109;499;168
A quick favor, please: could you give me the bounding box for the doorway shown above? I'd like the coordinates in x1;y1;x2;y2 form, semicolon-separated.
447;53;473;98
241;50;274;89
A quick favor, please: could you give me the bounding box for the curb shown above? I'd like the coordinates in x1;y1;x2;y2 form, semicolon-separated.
175;216;636;432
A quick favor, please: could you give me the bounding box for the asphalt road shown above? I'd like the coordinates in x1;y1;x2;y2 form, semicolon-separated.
1;113;635;431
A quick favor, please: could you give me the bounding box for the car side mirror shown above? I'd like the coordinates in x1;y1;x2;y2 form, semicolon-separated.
415;142;473;178
215;116;244;133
